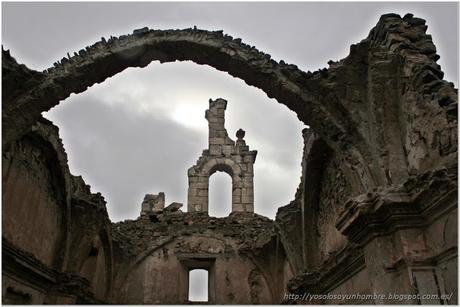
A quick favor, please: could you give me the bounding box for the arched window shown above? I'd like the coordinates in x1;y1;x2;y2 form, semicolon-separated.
208;171;232;217
188;269;208;302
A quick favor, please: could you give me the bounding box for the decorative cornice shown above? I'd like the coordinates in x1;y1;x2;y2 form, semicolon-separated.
337;166;457;245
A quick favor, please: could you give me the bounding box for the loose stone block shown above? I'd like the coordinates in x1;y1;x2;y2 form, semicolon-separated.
141;193;165;215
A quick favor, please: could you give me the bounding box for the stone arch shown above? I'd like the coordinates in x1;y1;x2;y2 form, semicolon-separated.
2;26;390;195
2;27;345;160
208;159;240;177
187;98;256;214
188;149;251;214
200;157;244;213
4;15;453;197
208;171;233;217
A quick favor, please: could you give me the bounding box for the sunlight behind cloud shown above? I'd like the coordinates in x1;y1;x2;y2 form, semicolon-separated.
42;59;304;222
9;2;455;223
171;103;208;131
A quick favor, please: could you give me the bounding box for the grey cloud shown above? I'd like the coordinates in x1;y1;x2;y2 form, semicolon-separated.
3;2;457;222
2;2;457;85
45;61;304;221
46;94;207;221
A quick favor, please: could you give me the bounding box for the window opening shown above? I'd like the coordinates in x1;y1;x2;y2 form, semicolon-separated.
188;269;208;302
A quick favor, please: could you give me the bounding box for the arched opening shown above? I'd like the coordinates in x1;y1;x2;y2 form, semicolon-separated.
208;171;233;217
188;269;208;302
42;62;304;222
2;25;309;223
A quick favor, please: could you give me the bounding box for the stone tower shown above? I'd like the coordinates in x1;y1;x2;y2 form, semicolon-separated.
187;98;257;214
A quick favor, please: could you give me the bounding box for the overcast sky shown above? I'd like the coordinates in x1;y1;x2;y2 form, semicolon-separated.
2;2;458;224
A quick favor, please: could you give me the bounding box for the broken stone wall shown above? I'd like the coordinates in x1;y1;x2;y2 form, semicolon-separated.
276;14;457;304
1;12;457;305
187;98;257;214
66;179;113;302
2;119;114;304
110;211;291;304
115;236;272;304
140;192;165;215
2;131;67;269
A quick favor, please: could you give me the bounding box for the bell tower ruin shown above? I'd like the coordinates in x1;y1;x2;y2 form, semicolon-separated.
187;98;257;214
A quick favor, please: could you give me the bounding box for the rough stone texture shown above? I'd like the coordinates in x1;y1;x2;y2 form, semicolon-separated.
2;13;458;305
3;14;455;194
315;151;351;262
276;14;456;305
2;118;113;304
188;98;257;213
110;211;290;304
140;193;165;215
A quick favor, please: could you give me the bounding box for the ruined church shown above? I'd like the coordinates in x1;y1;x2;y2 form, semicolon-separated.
2;13;458;304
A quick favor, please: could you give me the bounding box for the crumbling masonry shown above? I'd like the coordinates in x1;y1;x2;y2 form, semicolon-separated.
188;98;257;213
2;13;458;304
